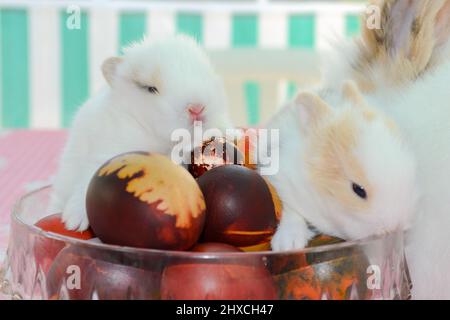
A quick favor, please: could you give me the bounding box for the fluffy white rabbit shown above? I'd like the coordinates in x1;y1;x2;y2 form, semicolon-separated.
50;35;232;231
268;82;418;251
317;0;450;299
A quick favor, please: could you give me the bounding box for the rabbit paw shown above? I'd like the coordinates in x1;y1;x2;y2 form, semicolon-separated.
271;214;313;251
62;192;90;231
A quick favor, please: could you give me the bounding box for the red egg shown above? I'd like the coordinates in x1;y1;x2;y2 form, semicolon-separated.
47;246;160;300
86;152;206;250
162;241;277;299
197;165;281;251
34;214;95;274
188;137;244;178
191;242;242;253
35;214;95;240
161;244;276;300
161;264;277;300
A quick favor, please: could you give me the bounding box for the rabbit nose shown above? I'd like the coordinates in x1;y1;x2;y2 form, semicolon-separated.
187;104;205;116
187;104;206;122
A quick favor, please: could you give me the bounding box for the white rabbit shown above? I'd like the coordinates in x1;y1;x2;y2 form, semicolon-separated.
318;0;450;299
50;35;232;231
268;82;418;251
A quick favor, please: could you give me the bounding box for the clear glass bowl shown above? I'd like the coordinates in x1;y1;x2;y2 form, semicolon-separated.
0;186;411;300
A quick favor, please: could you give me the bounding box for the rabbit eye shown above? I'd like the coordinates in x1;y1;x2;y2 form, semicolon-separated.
147;86;159;94
352;183;367;199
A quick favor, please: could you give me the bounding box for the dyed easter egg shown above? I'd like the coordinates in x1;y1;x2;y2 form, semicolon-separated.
86;152;206;250
275;235;371;300
188;137;245;178
197;165;281;251
47;246;160;300
34;214;95;274
161;243;277;300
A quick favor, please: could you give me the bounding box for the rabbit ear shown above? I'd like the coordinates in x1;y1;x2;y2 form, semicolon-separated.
434;1;450;50
342;81;369;109
363;0;450;66
358;0;450;86
386;0;420;56
102;57;123;86
295;92;332;133
363;0;419;55
365;0;435;58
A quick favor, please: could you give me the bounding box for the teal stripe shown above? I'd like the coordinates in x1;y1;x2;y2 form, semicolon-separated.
287;81;298;100
119;12;147;53
346;15;361;38
288;15;315;49
244;82;260;125
61;10;89;127
0;9;30;128
232;15;258;48
176;13;203;44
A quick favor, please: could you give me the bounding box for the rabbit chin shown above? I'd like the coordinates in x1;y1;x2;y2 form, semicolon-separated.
279;157;417;243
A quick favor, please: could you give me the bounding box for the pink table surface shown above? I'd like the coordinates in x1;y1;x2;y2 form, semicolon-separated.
0;130;67;263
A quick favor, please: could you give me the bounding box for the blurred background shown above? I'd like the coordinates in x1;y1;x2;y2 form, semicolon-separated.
0;0;365;129
0;0;366;272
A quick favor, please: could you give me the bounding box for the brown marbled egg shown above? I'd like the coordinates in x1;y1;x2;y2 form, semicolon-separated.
86;152;206;250
197;165;281;251
188;137;245;178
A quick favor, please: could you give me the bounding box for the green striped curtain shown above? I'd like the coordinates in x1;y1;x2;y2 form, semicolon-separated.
232;14;260;123
176;13;203;44
0;9;30;128
287;81;298;100
244;82;260;125
232;15;258;48
119;12;147;53
288;15;315;49
345;14;361;37
0;8;362;129
60;10;89;127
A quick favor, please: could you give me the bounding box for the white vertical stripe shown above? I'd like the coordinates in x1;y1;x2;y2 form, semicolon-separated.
259;12;287;49
277;79;289;107
316;10;345;51
204;11;231;50
224;78;246;127
259;79;279;125
148;10;176;41
30;7;61;129
89;7;118;95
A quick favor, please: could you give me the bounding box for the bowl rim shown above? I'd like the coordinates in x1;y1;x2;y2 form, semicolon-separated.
12;185;403;258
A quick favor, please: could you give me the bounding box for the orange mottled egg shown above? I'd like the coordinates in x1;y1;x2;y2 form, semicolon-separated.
275;235;372;300
86;152;206;250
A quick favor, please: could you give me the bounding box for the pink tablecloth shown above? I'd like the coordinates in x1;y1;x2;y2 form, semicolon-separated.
0;130;67;262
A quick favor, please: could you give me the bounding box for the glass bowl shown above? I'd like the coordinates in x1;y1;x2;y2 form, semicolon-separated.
0;186;411;300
